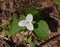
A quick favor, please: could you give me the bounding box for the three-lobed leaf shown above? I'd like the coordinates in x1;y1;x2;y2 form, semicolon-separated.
24;9;39;16
33;20;49;40
6;15;26;37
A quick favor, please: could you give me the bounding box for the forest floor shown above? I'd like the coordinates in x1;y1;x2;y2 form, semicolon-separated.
0;0;60;47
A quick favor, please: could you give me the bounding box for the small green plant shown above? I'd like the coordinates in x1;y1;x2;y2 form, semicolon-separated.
2;8;50;45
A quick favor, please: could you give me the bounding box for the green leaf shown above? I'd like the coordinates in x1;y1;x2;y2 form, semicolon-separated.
32;40;38;46
33;20;49;40
24;9;39;16
19;15;26;20
54;0;60;5
26;37;32;44
5;15;26;37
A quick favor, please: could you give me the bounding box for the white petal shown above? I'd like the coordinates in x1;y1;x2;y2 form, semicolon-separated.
26;23;34;30
18;20;26;27
26;14;33;22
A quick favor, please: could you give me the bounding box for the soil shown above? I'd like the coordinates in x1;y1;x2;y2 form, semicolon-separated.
0;0;60;47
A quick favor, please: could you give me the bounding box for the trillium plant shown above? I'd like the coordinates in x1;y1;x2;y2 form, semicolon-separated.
18;14;34;30
3;9;50;42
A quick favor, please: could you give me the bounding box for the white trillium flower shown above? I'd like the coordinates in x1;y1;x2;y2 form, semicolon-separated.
18;14;34;30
